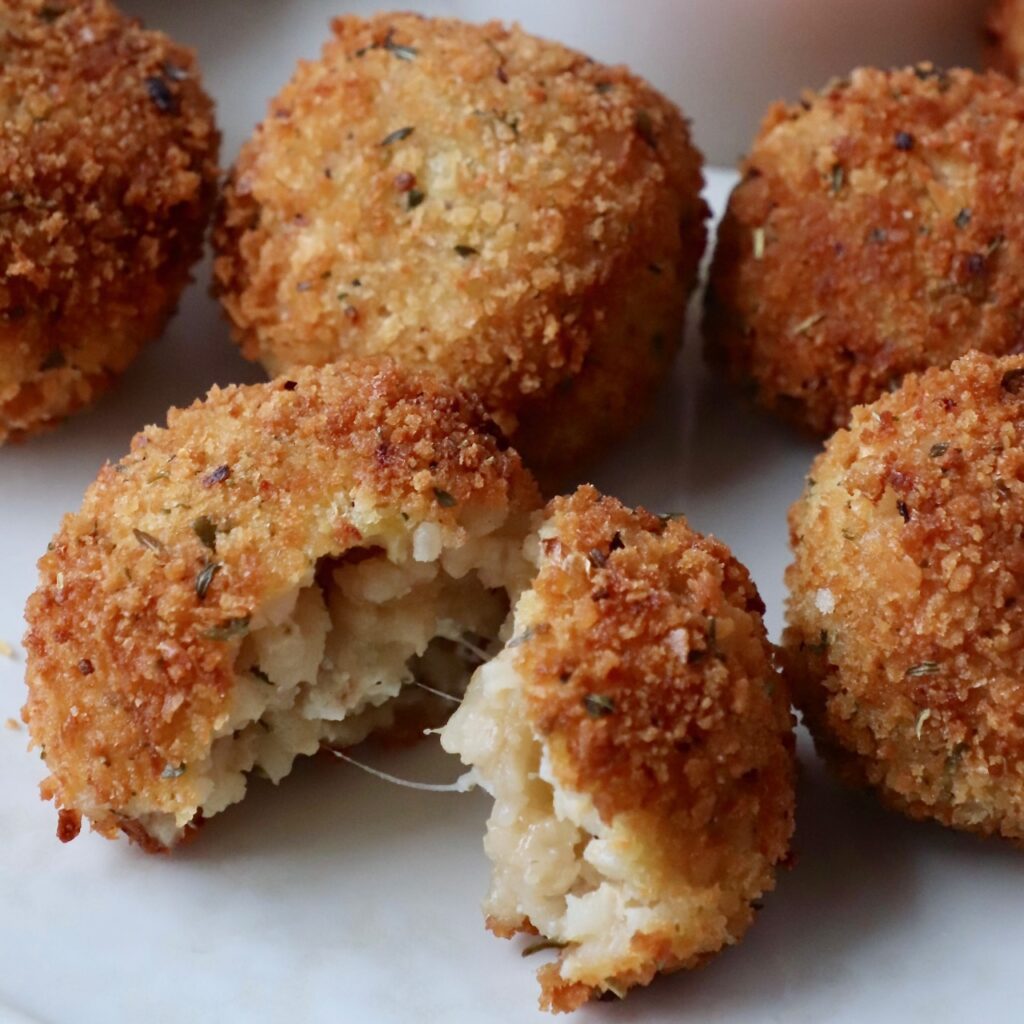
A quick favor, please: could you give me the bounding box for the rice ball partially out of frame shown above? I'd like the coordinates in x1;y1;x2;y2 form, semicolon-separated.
705;65;1024;436
785;351;1024;841
213;12;707;479
984;0;1024;80
0;0;219;443
443;487;795;1011
23;358;542;850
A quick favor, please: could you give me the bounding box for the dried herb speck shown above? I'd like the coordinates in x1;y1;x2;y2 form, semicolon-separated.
894;130;914;151
954;208;972;229
77;658;94;676
133;528;165;553
381;126;414;146
283;380;298;391
830;164;845;195
583;693;615;718
896;499;910;522
906;661;940;677
588;548;607;568
383;32;418;60
454;244;479;258
195;562;221;600
202;464;231;487
407;189;425;210
433;488;457;508
204;617;251;642
145;76;177;115
929;442;949;458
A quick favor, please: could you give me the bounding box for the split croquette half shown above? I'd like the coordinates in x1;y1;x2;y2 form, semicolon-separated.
784;351;1024;841
706;65;1024;436
23;359;541;849
0;0;219;443
443;487;795;1011
213;12;707;477
984;0;1024;80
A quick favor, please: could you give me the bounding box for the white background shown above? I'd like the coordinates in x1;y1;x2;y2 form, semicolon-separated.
1;4;1020;1023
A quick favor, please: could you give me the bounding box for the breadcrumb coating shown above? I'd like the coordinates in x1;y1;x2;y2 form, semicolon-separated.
785;352;1024;841
23;358;540;846
444;487;795;1011
0;0;219;443
706;65;1024;436
213;13;706;478
984;0;1024;80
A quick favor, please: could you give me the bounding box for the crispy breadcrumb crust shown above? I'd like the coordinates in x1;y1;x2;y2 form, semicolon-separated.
706;65;1024;436
784;352;1024;841
23;359;539;845
511;487;795;1011
213;13;706;477
984;0;1024;79
0;0;219;443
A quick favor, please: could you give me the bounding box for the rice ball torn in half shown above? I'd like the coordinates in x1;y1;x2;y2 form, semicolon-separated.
23;359;541;850
0;0;219;443
442;487;796;1012
784;351;1024;842
213;12;707;480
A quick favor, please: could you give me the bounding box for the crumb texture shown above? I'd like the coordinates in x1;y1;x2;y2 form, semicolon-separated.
785;351;1024;840
214;12;706;474
0;0;219;442
707;65;1024;435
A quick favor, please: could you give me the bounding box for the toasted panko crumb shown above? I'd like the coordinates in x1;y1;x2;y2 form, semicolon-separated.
214;13;706;479
444;486;795;1011
23;358;540;847
984;0;1024;79
5;717;20;731
0;0;219;443
706;65;1024;436
785;352;1024;841
0;639;13;659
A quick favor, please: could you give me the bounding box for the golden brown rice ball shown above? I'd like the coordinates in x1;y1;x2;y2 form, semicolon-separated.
443;487;795;1012
213;13;707;478
706;65;1024;436
0;0;219;443
784;351;1024;842
984;0;1024;80
23;358;542;850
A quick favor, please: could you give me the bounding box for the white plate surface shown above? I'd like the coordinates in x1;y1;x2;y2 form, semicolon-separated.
1;5;1022;1023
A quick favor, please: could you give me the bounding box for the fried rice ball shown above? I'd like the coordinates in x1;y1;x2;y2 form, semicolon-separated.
784;351;1024;842
705;65;1024;436
984;0;1024;80
213;13;707;478
443;487;795;1012
0;0;219;443
23;358;542;850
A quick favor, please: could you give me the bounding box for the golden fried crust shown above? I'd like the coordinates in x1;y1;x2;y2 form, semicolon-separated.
984;0;1024;79
784;351;1024;841
0;0;219;443
706;65;1024;436
23;358;539;842
519;487;795;1008
213;13;706;477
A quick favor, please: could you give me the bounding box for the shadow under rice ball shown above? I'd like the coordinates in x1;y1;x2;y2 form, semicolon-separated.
706;65;1024;437
213;12;707;480
784;352;1024;842
0;0;219;443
